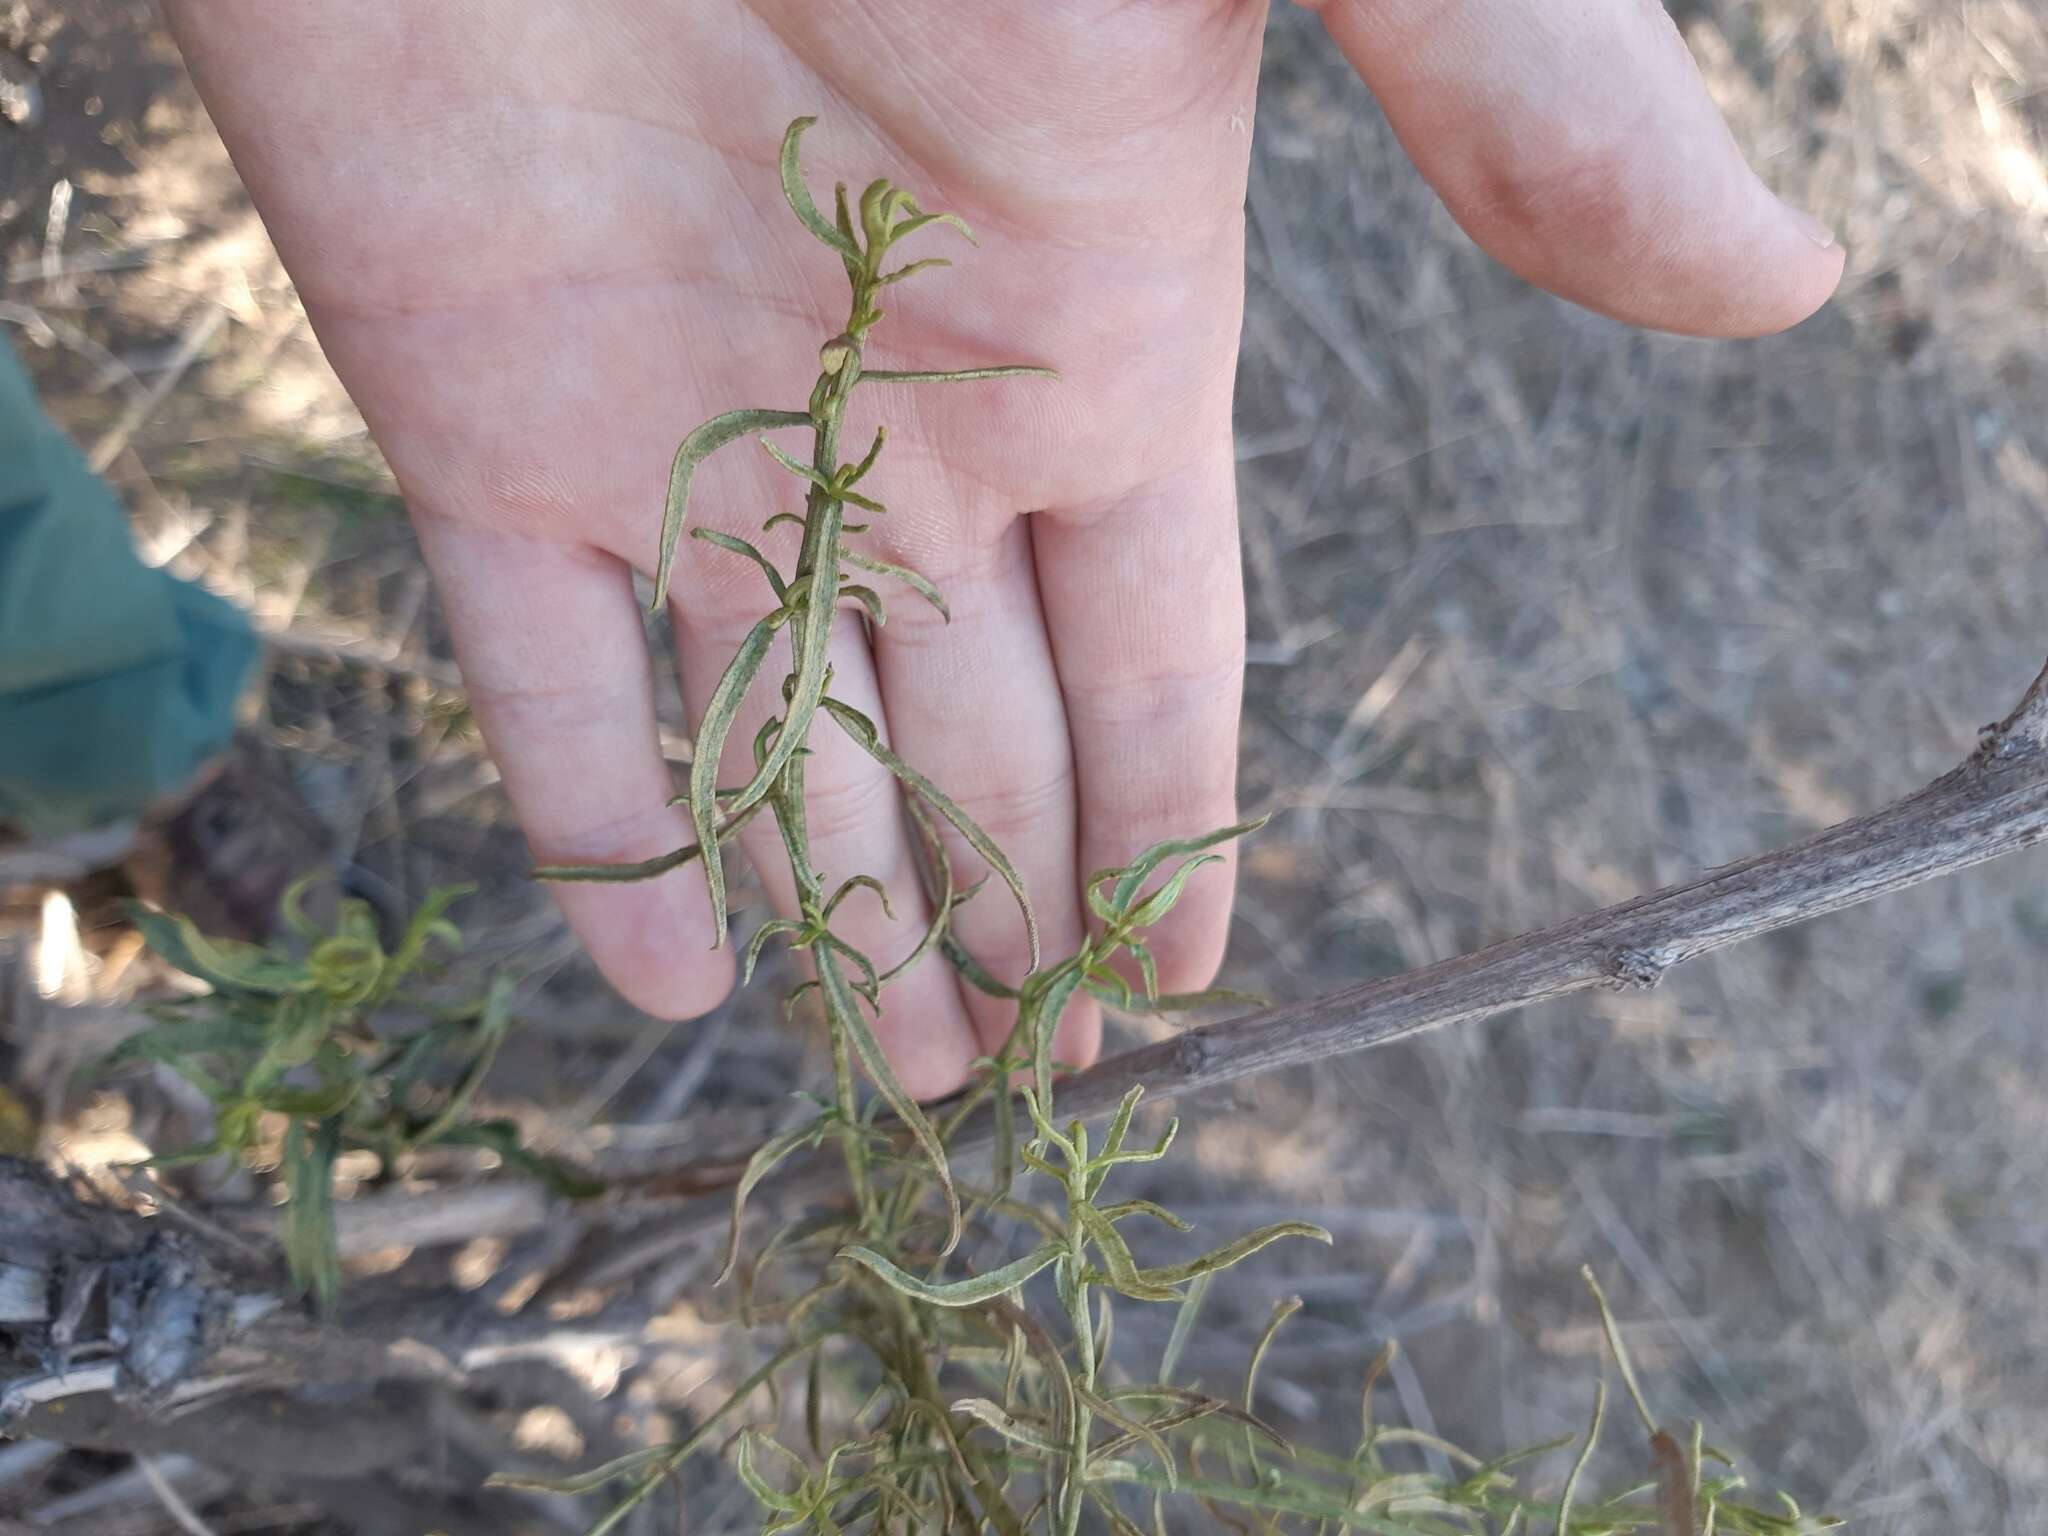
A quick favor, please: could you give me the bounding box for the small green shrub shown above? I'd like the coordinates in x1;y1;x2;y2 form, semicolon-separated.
108;879;596;1311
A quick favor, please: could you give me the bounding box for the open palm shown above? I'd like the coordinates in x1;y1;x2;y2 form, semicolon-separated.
166;0;1841;1097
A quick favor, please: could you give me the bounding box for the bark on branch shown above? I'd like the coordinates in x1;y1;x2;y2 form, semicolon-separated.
1043;652;2048;1126
621;654;2048;1244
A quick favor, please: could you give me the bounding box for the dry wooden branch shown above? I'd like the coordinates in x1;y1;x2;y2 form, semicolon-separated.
1043;652;2048;1125
619;654;2048;1246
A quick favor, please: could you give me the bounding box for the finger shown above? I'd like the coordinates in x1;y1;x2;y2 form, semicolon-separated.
671;580;982;1101
1303;0;1845;338
412;519;731;1019
869;517;1098;1069
1036;449;1245;999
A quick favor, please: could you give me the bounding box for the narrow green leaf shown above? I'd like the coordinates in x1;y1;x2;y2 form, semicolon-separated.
686;615;778;943
822;935;882;1010
1123;853;1223;931
1555;1379;1608;1536
856;177;899;254
277;871;329;945
709;505;842;850
1159;1272;1213;1387
1128;940;1160;1002
759;436;827;487
735;1430;807;1514
1245;1295;1302;1474
1091;1112;1177;1170
840;582;886;627
945;934;1020;998
535;844;698;885
123;902;311;995
485;1444;672;1496
1583;1264;1660;1436
950;1398;1061;1456
651;409;811;610
759;439;887;513
1085;960;1133;1009
255;1080;359;1119
818;950;960;1252
842;549;949;620
1078;1205;1179;1302
691;527;788;600
282;1116;342;1314
1096;1084;1143;1167
836;1242;1061;1307
385;883;473;986
1076;1385;1175;1487
1136;1221;1332;1289
823;874;894;924
892;209;978;246
533;798;767;884
741;918;809;989
779;117;861;263
878;256;952;286
843;425;887;486
823;696;1038;970
832;181;858;258
860;365;1058;387
1096;1199;1193;1233
1105;815;1270;911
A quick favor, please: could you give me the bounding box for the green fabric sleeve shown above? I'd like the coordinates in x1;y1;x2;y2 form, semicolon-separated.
0;335;256;836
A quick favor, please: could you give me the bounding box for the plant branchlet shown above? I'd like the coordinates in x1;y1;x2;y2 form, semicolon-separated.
506;119;1843;1536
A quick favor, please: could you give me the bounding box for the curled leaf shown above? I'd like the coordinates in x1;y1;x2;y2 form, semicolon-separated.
692;527;788;601
836;1242;1061;1307
741;918;809;989
878;256;952;286
652;409;810;609
823;874;894;924
842;549;949;620
1096;1200;1193;1233
819;951;959;1252
123;902;310;995
840;582;886;627
892;208;977;246
1123;853;1223;931
951;1397;1061;1456
779;117;861;263
1158;1272;1213;1388
1102;815;1270;912
1135;1220;1332;1290
533;797;768;884
1076;1205;1179;1302
824;696;1038;970
686;615;779;943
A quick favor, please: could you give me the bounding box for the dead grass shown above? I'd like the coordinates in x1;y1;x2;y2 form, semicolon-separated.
3;1;2047;1531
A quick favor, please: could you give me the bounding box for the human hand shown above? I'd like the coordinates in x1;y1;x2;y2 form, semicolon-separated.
164;0;1841;1098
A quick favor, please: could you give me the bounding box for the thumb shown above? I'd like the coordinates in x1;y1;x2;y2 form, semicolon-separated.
1301;0;1844;338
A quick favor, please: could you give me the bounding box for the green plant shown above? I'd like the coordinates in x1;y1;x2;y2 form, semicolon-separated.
505;120;1843;1535
106;879;597;1311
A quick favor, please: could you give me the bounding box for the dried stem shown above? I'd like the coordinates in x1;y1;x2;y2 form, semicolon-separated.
633;654;2048;1219
1044;653;2048;1123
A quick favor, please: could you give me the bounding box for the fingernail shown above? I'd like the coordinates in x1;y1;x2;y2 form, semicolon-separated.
1783;200;1837;250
